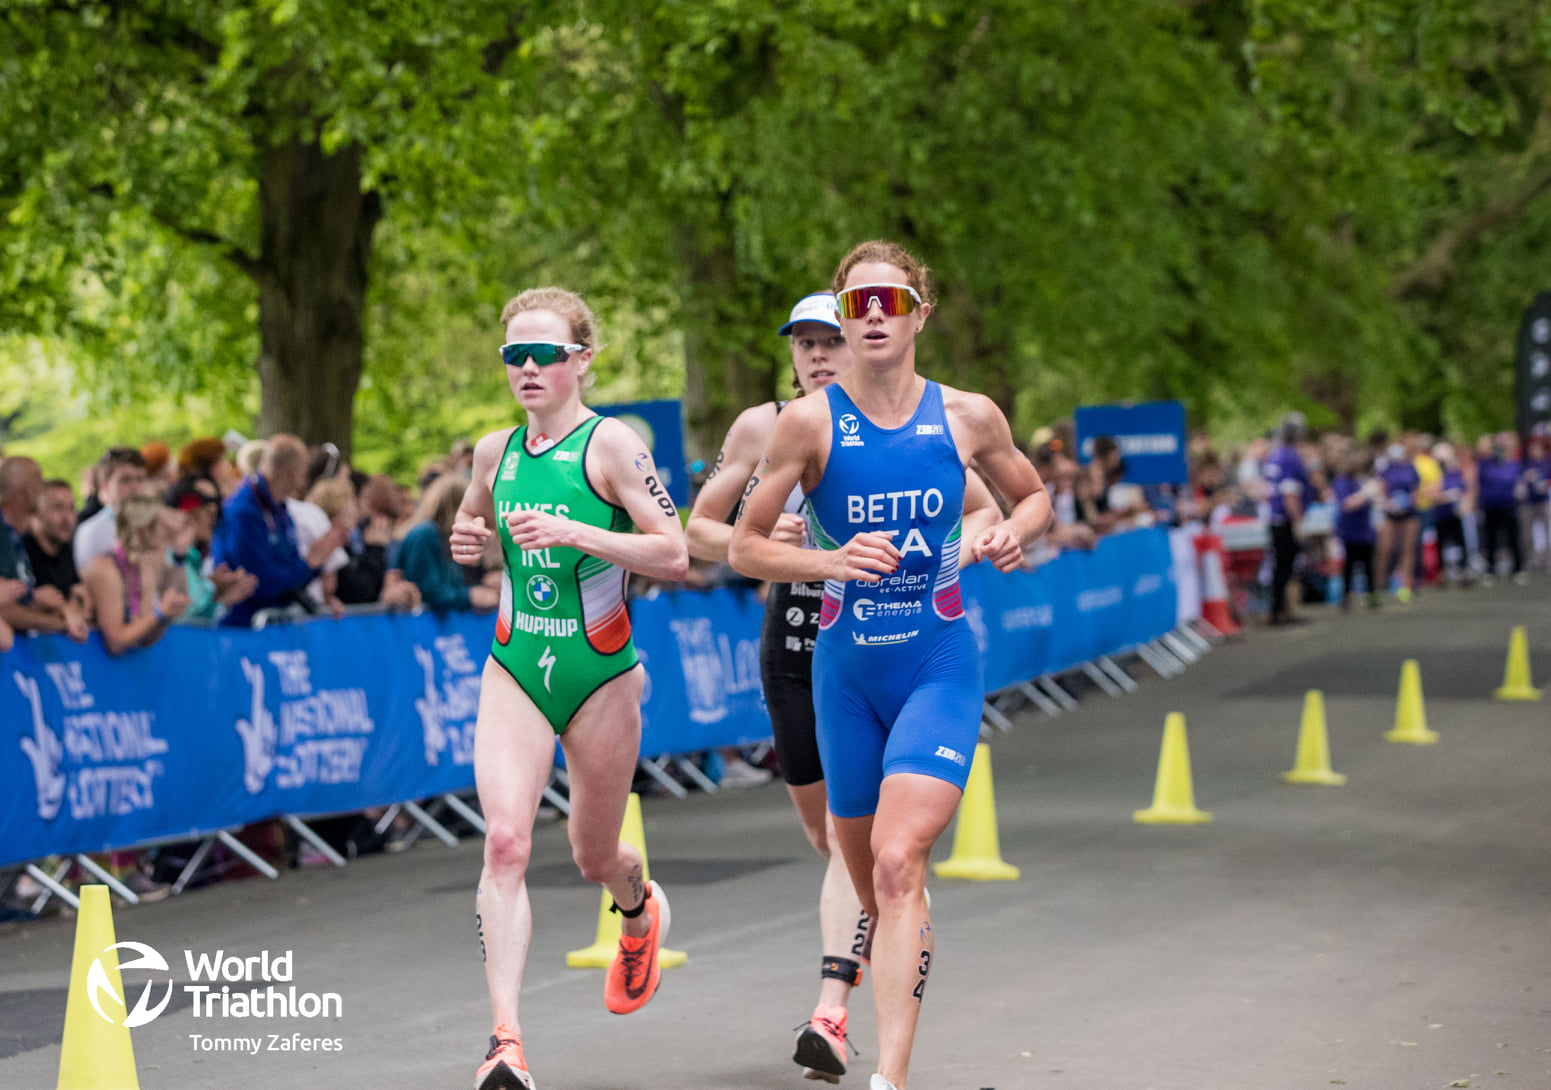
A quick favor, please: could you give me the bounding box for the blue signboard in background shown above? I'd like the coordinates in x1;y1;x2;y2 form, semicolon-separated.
1073;400;1188;485
593;399;689;506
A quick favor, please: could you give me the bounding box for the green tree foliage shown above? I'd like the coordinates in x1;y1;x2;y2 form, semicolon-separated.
3;0;1548;485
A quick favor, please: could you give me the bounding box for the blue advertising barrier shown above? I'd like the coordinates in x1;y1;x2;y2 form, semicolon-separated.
1;529;1177;866
593;398;689;507
962;527;1178;693
1073;400;1188;484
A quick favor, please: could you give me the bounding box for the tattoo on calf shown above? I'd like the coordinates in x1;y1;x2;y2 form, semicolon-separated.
475;910;487;963
628;866;645;908
912;948;932;1003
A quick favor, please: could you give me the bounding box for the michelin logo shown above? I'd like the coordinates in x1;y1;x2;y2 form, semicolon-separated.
851;630;919;646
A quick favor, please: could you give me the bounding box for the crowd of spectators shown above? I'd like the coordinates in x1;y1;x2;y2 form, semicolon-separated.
3;416;1547;912
1013;416;1551;625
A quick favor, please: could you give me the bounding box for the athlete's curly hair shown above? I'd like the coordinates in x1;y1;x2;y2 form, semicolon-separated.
831;240;933;306
500;287;601;393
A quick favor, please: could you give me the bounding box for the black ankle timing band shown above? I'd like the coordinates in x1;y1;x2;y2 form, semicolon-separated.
610;898;646;919
821;956;862;986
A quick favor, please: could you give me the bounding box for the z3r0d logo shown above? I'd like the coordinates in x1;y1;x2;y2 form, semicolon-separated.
89;941;175;1028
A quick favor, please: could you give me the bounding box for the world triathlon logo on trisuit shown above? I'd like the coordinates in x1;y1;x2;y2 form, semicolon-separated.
526;575;559;611
838;413;865;448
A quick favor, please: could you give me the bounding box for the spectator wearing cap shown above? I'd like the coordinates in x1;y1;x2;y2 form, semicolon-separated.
1262;412;1313;625
74;448;151;573
211;434;350;626
0;456;89;641
23;478;82;602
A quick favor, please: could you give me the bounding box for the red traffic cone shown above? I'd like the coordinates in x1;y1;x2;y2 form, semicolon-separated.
1195;533;1241;637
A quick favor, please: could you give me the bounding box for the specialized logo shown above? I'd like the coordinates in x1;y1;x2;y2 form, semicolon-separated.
526;574;559;611
838;413;865;447
499;452;521;481
89;941;175;1028
538;646;557;691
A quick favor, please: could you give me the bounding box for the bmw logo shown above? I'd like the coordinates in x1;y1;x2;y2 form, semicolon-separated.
525;574;559;611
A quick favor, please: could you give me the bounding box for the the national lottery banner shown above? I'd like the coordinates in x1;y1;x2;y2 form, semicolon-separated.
1;529;1181;865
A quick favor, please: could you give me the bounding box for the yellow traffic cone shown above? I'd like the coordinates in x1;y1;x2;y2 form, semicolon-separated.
1134;713;1212;824
58;885;140;1090
1384;659;1439;744
566;793;686;969
1281;690;1347;785
934;742;1020;881
1493;626;1543;702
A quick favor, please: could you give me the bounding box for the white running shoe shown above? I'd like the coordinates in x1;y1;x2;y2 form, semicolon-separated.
870;1076;898;1090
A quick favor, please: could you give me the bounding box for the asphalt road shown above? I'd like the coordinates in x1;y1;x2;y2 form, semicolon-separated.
3;578;1549;1090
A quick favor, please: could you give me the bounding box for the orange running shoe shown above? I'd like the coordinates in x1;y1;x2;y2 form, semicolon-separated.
604;880;671;1014
473;1024;534;1090
794;1003;855;1083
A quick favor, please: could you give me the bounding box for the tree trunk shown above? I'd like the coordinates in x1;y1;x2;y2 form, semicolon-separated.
674;223;773;461
253;138;381;457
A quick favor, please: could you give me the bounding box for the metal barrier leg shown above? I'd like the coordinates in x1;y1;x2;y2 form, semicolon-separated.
1176;626;1213;655
373;804;402;836
1147;639;1188;675
1080;661;1124;698
674;757;720;793
1017;681;1062;718
442;793;488;834
1098;655;1139;693
1136;642;1179;678
403;800;460;847
982;701;1017;733
173;837;217;895
1192;618;1225;641
283;816;348;868
73;854;139;905
1162;632;1200;664
1038;675;1080;712
216;831;280;879
25;861;79;911
637;758;689;800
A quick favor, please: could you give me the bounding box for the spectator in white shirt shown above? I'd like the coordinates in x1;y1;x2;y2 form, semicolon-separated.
73;448;151;573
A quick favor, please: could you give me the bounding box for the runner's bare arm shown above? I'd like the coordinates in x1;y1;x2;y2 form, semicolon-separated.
959;468;1002;570
450;429;510;565
956;392;1053;571
728;399;899;584
505;418;688;582
685;403;777;563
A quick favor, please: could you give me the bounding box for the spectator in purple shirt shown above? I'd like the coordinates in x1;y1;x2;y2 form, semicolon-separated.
1261;412;1312;625
1373;435;1421;602
1331;451;1381;608
1475;433;1526;583
1521;432;1550;571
